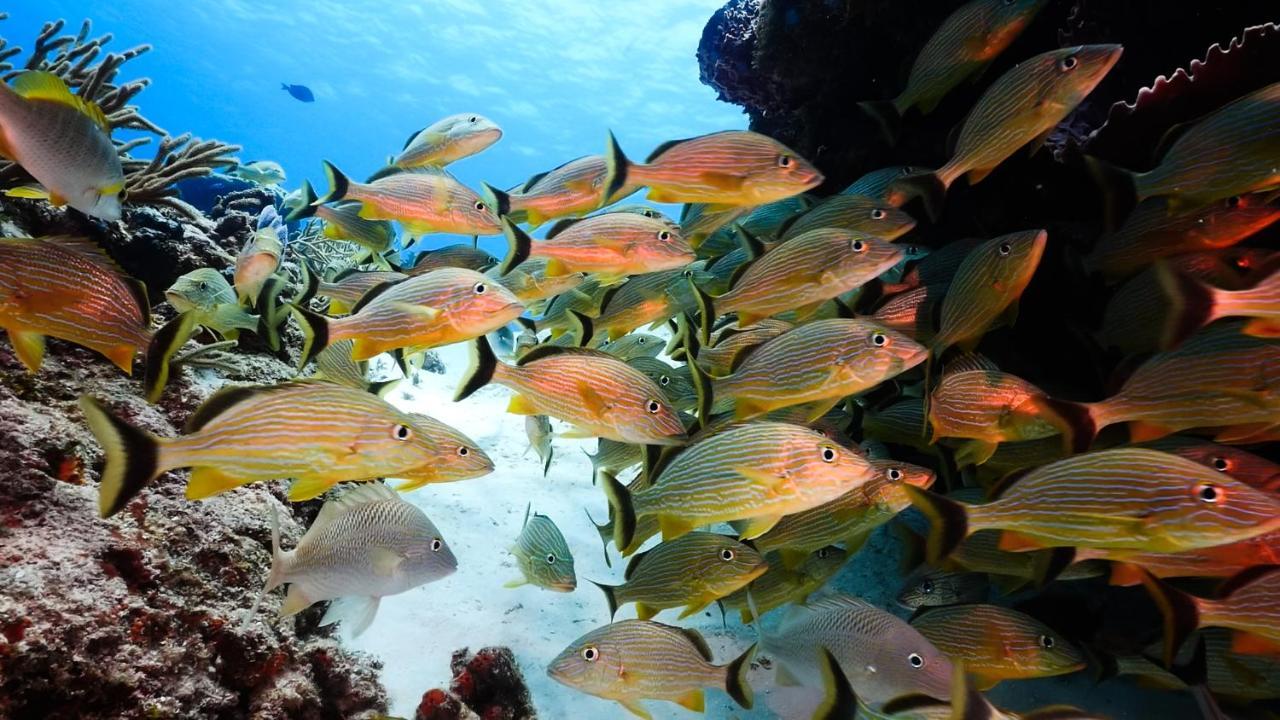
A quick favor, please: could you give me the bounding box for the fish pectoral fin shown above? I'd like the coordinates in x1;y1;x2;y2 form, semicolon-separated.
736;514;783;539
388;302;441;320
287;476;336;501
1231;632;1280;656
701;172;746;191
618;699;654;720
6;329;46;372
677;599;711;620
1243;318;1280;338
657;515;696;542
635;602;659;621
996;530;1046;553
775;661;804;687
733;466;787;493
320;595;382;638
674;689;705;712
370;547;405;578
578;381;613;417
954;439;998;467
4;184;52;201
280;584;313;617
506;393;539;415
502;578;527;589
544;258;570;277
778;548;810;571
186;466;250;500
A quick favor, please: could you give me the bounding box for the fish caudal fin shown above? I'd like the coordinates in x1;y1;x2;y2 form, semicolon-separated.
858;100;901;145
889;170;946;221
316;160;351;205
499;217;532;275
1041;397;1097;454
724;643;756;710
603;130;630;202
813;647;858;720
600;470;637;553
290;304;331;369
902;485;969;563
1139;570;1201;668
590;580;620;619
79;395;164;518
320;595;381;638
245;500;288;629
482;182;512;218
285;180;318;222
1084;155;1138;229
143;311;197;403
455;336;498;401
1156;262;1217;350
255;275;287;352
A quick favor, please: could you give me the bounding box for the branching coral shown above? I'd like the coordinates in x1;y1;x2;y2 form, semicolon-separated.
0;17;240;219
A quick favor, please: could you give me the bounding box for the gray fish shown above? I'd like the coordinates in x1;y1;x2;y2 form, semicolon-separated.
896;567;989;609
507;503;575;592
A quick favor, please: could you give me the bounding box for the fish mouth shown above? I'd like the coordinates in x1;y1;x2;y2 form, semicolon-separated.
548;581;577;592
901;344;930;371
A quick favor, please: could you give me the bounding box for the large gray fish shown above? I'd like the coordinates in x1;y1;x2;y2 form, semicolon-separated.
256;483;457;637
506;503;575;592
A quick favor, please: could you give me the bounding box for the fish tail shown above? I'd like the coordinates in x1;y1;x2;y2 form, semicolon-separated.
143;311;197;404
567;310;594;347
902;485;969;563
368;378;400;398
590;579;620;620
244;500;286;629
814;647;858;720
254;275;287;352
889;169;946;221
1139;570;1202;667
723;643;756;710
689;280;716;345
79;395;165;518
600;470;636;553
603;129;630;202
290;304;331;369
1156;261;1216;350
1084;155;1138;229
584;506;613;567
498;217;532;275
316;160;351;204
285;180;318;222
482;182;511;218
857;100;901;145
455;336;498;401
1031;547;1077;589
296;261;319;307
1041;397;1098;454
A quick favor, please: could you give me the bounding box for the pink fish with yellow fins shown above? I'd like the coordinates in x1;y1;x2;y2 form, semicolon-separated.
1159;256;1280;347
1143;567;1280;666
484;154;640;228
499;214;694;287
0;71;124;221
314;160;501;237
80;381;494;517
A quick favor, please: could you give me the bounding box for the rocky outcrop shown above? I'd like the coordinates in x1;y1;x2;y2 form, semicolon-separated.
413;647;536;720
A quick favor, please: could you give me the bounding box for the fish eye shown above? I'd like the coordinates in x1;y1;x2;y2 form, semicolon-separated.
1227;195;1242;208
1059;55;1078;71
820;446;837;463
637;337;646;344
720;548;736;561
469;115;478;122
1211;456;1231;472
393;424;412;441
657;230;672;241
920;580;934;594
474;200;487;211
908;653;924;668
582;645;600;662
888;467;903;481
474;282;487;294
659;375;670;386
817;548;829;559
644;209;657;217
1040;634;1055;649
457;446;470;456
681;269;693;278
646;400;661;414
871;332;889;347
998;243;1012;256
431;538;443;551
197;281;209;291
1196;482;1222;504
777;155;793;168
546;553;557;564
870;209;887;220
851;240;866;252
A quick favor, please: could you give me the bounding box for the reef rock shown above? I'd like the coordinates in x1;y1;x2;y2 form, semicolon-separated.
413;647;536;720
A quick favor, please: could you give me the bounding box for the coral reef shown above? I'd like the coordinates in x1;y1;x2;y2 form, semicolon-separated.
413;647;536;720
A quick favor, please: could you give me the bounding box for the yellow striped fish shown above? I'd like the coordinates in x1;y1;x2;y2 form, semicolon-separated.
910;604;1085;688
893;45;1122;218
604;130;822;206
500;214;694;286
548;620;754;718
404;244;497;276
779;194;917;242
488;257;587;310
592;532;766;620
165;268;260;341
310;268;408;315
698;230;905;328
930;230;1046;357
603;422;876;547
286;180;395;255
713;319;927;421
485;154;640;228
718;546;848;623
506;503;575;592
694;319;793;376
593;267;706;341
0;236;192;400
293;267;524;365
79;382;494;517
896;567;989;609
455;338;686;445
315;161;501;237
1143;568;1280;666
907;448;1280;561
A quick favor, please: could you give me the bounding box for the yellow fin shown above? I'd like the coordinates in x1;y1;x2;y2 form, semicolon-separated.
674;689;705;712
579;380;611;416
677;598;711;620
635;602;659;621
503;578;527;589
618;700;653;720
12;71;110;131
545;257;569;277
558;426;597;439
733;465;785;491
702;172;745;191
186;466;248;500
778;548;810;571
4;185;51;200
736;514;782;539
280;584;312;617
1243;318;1280;338
736;311;766;327
657;515;696;542
955;439;998;467
7;329;46;372
288;475;336;501
507;393;539;415
103;344;137;374
389;302;441;320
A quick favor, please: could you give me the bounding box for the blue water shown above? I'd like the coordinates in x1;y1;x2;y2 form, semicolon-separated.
9;0;743;256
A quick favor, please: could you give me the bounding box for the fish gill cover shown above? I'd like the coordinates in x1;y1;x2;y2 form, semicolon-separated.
0;1;1278;719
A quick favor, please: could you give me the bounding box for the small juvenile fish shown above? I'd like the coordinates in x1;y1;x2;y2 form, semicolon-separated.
287;180;396;256
605;130;823;206
906;448;1280;561
778;194;917;242
756;594;953;706
293;267;524;364
592;532;767;620
1143;568;1280;666
486;154;639;228
548;620;754;718
258;483;456;637
713;319;927;421
1160;257;1280;347
226;159;286;186
896;567;989;609
506;503;575;592
456;338;687;446
930;230;1046;357
893;45;1122;218
316;161;501;237
525;414;554;476
699;229;905;327
584;438;644;477
500;215;694;287
79;381;494;515
389;113;502;169
603;422;876;548
405;244;498;275
599;333;664;361
0;71;124;220
910;604;1085;688
718;546;848;623
166;268;260;341
627;357;698;413
281;83;314;102
234;227;283;306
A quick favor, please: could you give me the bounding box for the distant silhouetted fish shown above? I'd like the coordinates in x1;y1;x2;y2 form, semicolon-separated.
281;83;314;102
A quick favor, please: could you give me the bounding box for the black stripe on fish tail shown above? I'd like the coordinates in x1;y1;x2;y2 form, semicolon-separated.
455;337;498;401
600;470;636;553
499;217;532;275
890;171;946;222
603;130;629;201
316;160;350;204
902;486;968;563
1138;570;1201;668
290;304;330;369
1156;261;1215;350
295;261;319;307
482;182;511;218
79;396;162;518
813;647;858;720
255;275;287;352
1084;155;1138;230
590;580;620;620
858;100;901;146
1032;547;1077;589
1042;397;1097;454
568;310;594;347
725;643;756;710
285;180;318;222
143;311;197;404
689;282;715;346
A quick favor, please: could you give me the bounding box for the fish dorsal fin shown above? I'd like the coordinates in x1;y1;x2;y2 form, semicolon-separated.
677;626;714;662
516;344;613;366
519;170;551;193
645;137;694;163
943;353;999;376
402;128;425;151
545;217;583;239
126;278;153;325
350;279;404;314
801;594;875;614
185;384;280;432
13;72;110;132
331;267;361;282
45;236;126;273
522;501;532;530
332;481;400;512
623;547;652;580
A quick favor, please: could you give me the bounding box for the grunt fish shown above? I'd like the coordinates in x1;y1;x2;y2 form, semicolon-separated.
506;503;575;592
315;161;502;237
